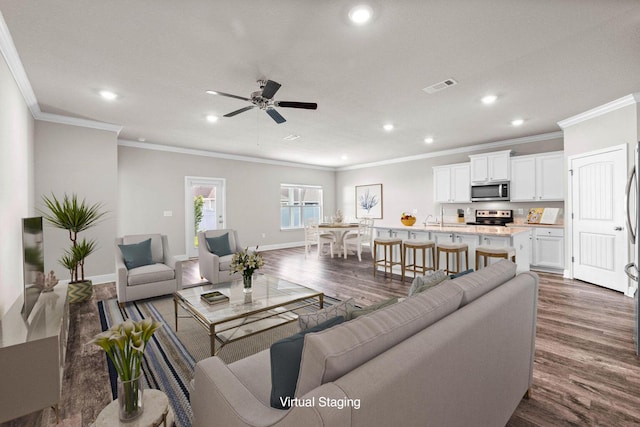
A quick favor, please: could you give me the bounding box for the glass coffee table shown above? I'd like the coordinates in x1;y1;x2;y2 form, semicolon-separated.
173;274;324;356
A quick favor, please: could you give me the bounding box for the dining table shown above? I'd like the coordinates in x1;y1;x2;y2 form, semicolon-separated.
318;222;359;257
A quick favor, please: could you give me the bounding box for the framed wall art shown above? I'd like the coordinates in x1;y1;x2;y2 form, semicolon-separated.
355;184;383;219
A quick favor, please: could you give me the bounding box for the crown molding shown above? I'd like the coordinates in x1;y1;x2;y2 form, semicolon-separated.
337;131;564;171
118;139;336;171
36;112;123;135
558;93;640;129
0;11;39;116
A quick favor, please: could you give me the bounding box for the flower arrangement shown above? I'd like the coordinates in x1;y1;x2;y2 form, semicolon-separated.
90;318;162;420
230;247;265;286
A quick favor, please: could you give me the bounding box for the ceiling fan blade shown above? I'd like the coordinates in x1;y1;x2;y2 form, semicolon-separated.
224;105;255;117
265;108;286;124
261;80;281;99
275;101;318;110
206;90;251;102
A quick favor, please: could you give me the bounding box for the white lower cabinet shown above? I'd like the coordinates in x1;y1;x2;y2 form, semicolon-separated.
453;233;479;271
532;227;564;271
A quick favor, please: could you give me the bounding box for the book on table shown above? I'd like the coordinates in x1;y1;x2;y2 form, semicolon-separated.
201;291;229;305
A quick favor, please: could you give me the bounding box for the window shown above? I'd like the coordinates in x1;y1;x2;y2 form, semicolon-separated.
280;184;323;229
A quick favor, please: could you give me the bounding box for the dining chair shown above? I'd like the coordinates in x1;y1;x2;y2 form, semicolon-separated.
343;218;374;261
304;219;335;258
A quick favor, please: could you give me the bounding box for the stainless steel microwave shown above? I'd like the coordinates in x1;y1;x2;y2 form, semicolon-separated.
470;182;510;202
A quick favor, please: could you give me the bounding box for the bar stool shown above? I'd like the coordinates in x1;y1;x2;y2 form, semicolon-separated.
436;242;469;275
373;237;403;279
402;240;436;283
475;246;516;269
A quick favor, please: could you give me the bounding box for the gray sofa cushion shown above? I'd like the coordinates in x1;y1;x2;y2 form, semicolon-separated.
118;238;153;270
270;316;345;409
127;263;175;286
408;269;450;296
296;282;463;397
218;254;235;272
450;259;516;306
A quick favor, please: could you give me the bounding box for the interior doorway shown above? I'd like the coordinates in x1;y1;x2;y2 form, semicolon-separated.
185;177;226;259
569;145;628;293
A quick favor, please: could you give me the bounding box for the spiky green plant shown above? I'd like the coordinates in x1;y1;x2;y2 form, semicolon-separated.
40;193;107;282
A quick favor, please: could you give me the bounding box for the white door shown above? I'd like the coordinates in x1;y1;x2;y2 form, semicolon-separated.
570;146;627;292
185;177;226;258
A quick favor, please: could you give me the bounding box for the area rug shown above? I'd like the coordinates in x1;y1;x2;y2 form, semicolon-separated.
97;294;338;427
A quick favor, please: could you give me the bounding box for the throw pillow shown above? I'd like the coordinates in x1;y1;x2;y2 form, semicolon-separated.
408;269;448;296
118;238;154;270
205;233;232;257
297;298;355;330
349;297;399;319
270;315;345;409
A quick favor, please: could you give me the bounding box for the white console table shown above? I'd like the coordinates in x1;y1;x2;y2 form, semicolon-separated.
0;283;69;423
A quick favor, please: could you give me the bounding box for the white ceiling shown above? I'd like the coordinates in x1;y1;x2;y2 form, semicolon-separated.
1;1;640;168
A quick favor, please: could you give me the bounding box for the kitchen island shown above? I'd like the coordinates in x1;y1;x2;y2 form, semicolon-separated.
374;223;531;274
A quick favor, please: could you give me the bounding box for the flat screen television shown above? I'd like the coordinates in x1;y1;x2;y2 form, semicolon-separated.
21;216;45;320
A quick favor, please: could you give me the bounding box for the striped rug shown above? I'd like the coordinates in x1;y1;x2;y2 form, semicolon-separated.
97;294;337;427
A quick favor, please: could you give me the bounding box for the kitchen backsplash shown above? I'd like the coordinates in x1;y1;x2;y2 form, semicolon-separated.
434;201;564;225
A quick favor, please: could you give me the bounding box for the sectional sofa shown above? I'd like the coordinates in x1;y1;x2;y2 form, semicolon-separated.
191;260;538;427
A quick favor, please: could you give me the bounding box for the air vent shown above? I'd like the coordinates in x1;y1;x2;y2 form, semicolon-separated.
283;134;300;141
422;78;458;94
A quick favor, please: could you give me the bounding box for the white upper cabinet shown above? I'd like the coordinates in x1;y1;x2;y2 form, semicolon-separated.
433;163;470;203
469;150;511;183
511;152;564;201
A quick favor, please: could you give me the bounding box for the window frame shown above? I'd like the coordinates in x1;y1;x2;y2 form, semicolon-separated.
280;184;324;230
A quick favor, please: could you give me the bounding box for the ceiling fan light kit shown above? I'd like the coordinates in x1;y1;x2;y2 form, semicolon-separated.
207;79;317;124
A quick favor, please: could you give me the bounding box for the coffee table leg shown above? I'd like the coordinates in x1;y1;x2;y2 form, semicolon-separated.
319;294;324;309
210;325;216;356
174;297;179;331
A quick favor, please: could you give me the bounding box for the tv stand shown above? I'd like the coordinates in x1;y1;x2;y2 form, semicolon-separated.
0;283;69;423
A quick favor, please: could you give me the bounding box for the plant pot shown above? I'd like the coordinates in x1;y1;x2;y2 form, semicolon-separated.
117;374;144;421
68;280;93;303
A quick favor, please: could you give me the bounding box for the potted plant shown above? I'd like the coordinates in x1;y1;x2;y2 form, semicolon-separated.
40;193;107;303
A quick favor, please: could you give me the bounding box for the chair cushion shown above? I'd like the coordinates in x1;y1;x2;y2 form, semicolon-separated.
218;254;235;271
118;238;154;270
297;298;355;330
205;233;233;257
122;234;164;264
270;315;345;410
408;269;449;296
127;263;175;286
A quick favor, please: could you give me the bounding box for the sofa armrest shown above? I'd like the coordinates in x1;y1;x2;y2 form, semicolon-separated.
198;241;220;283
116;264;128;303
192;357;286;427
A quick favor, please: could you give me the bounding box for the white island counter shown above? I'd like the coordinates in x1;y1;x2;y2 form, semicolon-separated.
374;223;530;273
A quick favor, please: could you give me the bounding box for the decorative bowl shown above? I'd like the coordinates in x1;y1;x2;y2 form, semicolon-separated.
401;218;416;226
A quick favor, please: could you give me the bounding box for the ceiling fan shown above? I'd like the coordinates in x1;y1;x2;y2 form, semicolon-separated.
206;79;317;124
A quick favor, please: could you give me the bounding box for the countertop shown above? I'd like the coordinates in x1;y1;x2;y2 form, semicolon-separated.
506;222;564;229
375;223;530;236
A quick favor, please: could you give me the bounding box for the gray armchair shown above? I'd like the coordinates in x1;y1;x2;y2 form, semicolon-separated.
115;234;182;305
198;229;243;284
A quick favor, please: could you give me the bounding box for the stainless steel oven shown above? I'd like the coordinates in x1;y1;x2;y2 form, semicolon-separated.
470;182;510;202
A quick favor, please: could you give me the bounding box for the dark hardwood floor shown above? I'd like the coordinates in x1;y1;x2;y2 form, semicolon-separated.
6;246;638;426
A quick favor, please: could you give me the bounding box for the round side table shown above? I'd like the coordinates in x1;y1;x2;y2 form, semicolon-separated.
93;389;174;427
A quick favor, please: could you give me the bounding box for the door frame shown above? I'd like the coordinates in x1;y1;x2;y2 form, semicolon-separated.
184;176;227;259
566;143;630;295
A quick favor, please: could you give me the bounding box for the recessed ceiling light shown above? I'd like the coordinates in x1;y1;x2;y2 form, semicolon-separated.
341;155;349;160
348;5;373;25
481;95;497;105
205;90;218;95
511;118;524;126
383;124;394;131
99;90;118;100
283;134;300;141
424;137;434;144
206;115;219;123
138;137;146;142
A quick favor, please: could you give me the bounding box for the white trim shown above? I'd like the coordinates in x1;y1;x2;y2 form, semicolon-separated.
558;93;640;129
337;132;563;171
118;139;336;171
89;273;116;285
253;241;305;251
36;112;123;135
0;11;39;115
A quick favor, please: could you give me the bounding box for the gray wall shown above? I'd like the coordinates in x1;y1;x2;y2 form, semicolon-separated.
117;145;336;256
336;137;564;226
34;121;118;282
0;54;35;316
